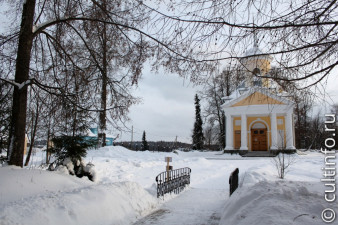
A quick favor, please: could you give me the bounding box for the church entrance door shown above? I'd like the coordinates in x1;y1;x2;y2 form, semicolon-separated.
251;129;267;151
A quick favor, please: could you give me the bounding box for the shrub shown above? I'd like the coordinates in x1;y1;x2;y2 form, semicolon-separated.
48;135;97;181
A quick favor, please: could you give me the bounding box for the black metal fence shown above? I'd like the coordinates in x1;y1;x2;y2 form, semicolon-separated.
229;168;239;196
155;167;191;198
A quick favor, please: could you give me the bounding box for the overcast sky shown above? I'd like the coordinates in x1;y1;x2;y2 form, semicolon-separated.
118;66;201;143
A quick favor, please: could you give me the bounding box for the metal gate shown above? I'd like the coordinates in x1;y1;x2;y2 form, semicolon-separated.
155;167;191;198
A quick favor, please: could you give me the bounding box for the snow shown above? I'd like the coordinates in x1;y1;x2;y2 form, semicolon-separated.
244;46;264;57
32;20;62;34
0;147;337;225
135;188;225;225
243;46;273;60
0;166;158;225
86;129;97;137
219;180;327;225
2;79;32;90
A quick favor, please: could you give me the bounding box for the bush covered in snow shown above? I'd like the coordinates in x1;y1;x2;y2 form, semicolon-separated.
48;135;97;181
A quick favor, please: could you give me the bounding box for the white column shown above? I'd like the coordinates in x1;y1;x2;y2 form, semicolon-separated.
285;112;296;149
225;114;234;150
270;113;278;150
240;114;248;150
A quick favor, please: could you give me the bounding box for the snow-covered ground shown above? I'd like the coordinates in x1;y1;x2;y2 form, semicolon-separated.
0;146;337;225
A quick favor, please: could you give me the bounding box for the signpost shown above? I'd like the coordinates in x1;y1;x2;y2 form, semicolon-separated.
165;157;172;181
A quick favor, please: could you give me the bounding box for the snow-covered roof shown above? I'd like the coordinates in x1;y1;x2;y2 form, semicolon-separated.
244;46;264;57
86;129;97;137
243;46;273;61
86;129;116;138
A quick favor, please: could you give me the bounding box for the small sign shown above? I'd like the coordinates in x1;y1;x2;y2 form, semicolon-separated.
165;157;172;162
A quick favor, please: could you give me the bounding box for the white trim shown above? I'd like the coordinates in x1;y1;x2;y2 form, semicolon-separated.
222;104;293;115
270;113;278;150
285;112;296;149
225;115;234;150
240;114;248;150
252;122;266;129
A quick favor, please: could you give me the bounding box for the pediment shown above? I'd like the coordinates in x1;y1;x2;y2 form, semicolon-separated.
231;91;285;107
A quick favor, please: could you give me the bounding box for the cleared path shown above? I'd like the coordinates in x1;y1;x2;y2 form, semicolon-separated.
133;188;227;225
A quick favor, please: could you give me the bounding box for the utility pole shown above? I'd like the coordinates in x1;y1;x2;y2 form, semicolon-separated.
131;126;133;150
175;136;178;149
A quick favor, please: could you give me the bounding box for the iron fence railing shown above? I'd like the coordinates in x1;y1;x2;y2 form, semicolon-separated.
155;167;191;198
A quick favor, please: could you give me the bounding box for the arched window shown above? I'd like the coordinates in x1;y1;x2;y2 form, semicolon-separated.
253;68;261;75
252;68;262;87
252;122;266;129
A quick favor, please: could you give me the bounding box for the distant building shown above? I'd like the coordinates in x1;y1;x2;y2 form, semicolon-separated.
222;41;296;153
84;128;114;146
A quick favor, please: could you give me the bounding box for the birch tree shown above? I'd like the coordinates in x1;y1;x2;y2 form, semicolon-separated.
150;0;338;88
200;66;244;148
0;0;151;166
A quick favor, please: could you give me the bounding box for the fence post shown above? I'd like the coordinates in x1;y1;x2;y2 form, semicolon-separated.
165;157;172;181
229;168;239;196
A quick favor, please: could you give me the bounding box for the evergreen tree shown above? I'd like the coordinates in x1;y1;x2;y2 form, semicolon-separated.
142;131;149;151
192;94;204;150
48;135;97;181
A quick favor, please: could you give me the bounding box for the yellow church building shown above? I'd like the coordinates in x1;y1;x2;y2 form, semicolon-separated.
222;42;296;154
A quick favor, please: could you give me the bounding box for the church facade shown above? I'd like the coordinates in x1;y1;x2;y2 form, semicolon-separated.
222;43;296;153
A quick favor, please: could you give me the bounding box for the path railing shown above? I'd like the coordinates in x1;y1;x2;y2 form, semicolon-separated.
229;168;239;196
155;167;191;198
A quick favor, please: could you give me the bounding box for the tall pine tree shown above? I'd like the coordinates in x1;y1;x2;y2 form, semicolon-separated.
192;94;204;150
142;131;149;151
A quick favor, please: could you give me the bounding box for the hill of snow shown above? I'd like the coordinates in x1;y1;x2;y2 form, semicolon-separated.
0;146;336;225
220;177;329;225
0;166;158;225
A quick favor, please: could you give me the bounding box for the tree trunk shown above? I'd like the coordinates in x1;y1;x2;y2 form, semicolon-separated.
24;102;39;166
8;1;36;167
46;126;51;164
222;70;230;149
99;5;107;147
221;113;225;148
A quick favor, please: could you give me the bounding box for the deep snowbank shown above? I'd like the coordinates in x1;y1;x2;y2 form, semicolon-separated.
0;166;93;204
1;146;336;225
0;166;158;225
220;175;336;225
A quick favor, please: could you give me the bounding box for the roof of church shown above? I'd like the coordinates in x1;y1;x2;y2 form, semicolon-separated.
221;87;294;108
244;46;264;57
